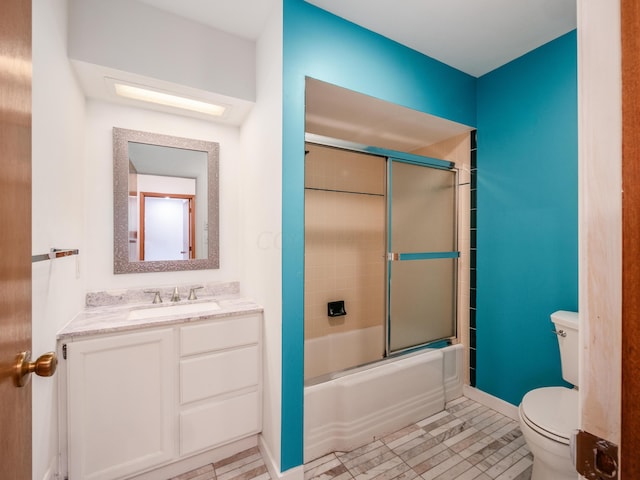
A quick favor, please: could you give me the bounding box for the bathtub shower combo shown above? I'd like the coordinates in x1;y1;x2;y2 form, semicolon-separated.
303;136;465;462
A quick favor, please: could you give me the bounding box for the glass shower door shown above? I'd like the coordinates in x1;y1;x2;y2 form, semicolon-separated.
387;160;458;354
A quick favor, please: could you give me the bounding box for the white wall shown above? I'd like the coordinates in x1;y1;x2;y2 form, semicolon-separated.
32;1;87;479
239;3;284;476
67;0;255;102
33;2;282;478
84;100;243;291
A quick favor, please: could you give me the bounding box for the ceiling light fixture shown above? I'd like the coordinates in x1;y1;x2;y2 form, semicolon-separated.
113;83;226;117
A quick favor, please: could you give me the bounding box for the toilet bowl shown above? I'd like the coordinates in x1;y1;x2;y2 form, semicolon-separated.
519;311;580;480
519;386;578;480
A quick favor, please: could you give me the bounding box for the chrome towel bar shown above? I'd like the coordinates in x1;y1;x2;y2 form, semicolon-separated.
32;248;79;263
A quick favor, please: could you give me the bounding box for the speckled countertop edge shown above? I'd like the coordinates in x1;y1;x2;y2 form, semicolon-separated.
58;284;263;340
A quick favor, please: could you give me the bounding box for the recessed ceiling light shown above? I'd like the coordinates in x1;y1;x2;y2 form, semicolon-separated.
113;83;226;117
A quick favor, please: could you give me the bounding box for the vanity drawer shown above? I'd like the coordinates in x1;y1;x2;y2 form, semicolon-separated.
180;345;259;404
180;390;260;456
180;314;259;356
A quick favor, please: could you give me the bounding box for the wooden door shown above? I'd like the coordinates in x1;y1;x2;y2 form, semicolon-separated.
621;0;640;477
0;0;32;479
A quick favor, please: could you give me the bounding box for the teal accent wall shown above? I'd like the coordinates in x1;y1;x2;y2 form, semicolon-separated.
282;0;476;470
475;31;578;406
282;0;577;469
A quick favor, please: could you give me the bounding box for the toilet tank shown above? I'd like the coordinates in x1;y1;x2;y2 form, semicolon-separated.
551;310;579;386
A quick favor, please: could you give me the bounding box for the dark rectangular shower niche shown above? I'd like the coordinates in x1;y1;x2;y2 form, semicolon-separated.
327;300;347;317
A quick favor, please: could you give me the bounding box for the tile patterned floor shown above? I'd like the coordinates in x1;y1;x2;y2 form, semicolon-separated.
171;397;532;480
170;447;270;480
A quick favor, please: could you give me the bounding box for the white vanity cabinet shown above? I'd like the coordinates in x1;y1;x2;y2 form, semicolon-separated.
66;328;175;480
178;315;261;456
61;313;262;480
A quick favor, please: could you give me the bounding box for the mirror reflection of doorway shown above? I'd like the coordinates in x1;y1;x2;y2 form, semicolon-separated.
140;192;195;261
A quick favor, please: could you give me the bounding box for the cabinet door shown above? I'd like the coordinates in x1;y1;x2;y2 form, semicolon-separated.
67;329;175;480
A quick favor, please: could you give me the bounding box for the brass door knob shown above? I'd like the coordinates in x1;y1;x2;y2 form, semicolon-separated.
13;351;57;388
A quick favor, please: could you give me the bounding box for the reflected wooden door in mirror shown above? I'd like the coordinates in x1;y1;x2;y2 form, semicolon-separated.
113;128;219;274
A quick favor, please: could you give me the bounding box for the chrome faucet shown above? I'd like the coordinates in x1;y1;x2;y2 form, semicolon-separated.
170;287;181;302
188;286;204;300
144;290;163;304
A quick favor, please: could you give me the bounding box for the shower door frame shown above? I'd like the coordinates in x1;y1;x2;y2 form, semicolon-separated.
385;158;459;357
304;133;460;366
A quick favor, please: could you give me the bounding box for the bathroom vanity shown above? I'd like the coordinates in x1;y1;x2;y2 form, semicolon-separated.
57;286;263;480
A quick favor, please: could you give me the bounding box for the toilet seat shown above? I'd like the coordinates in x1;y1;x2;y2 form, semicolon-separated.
519;386;579;445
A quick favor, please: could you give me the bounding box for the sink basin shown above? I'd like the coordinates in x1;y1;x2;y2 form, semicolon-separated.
128;301;221;320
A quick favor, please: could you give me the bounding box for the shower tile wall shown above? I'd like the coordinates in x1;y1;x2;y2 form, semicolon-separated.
304;144;387;379
413;132;473;384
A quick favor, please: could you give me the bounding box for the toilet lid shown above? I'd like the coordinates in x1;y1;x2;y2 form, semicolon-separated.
520;387;579;443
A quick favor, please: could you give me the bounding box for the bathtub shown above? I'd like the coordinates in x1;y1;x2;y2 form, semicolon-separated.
304;325;384;379
304;343;464;462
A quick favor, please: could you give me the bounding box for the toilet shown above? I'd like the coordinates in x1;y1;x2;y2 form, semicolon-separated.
518;310;579;480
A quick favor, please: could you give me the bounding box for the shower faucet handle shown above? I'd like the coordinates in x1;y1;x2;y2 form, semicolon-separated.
188;286;204;301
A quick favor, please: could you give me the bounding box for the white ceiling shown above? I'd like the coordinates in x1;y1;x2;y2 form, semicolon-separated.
305;0;576;77
136;0;278;40
138;0;576;78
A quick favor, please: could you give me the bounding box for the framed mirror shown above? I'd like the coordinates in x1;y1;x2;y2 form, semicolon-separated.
113;127;219;274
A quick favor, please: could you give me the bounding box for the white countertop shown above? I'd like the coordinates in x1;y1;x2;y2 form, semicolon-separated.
58;295;263;340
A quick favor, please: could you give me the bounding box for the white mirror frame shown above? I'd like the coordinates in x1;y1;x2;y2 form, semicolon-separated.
113;127;219;274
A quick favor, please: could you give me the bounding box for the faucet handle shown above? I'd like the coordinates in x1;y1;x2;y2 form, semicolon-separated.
144;290;163;304
188;286;204;301
170;287;181;302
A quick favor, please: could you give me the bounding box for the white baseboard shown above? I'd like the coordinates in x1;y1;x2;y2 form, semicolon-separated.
462;385;520;421
258;435;304;480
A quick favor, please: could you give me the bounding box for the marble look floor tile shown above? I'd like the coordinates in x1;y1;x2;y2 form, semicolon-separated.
347;446;398;476
173;396;532;480
337;441;387;465
401;441;448;468
454;465;485;480
445;396;468;408
419;454;468;480
469;412;503;431
391;434;437;458
416;411;451;429
410;445;454;475
382;424;424;449
305;454;345;480
173;464;216;480
443;425;479;447
427;418;465;438
352;455;406;480
448;429;489;454
384;429;429;451
215;447;263;474
494;456;533;480
217;462;268;480
363;459;417;480
481;447;528;477
305;454;341;474
340;444;391;471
